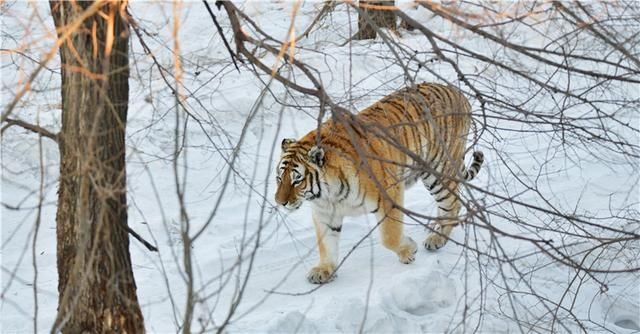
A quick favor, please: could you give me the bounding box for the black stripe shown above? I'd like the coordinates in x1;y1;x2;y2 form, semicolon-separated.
371;196;381;214
406;97;424;117
438;205;453;212
314;170;322;198
387;99;411;138
428;178;438;191
324;135;352;156
340;177;351;202
307;171;317;199
421;151;441;181
429;85;445;104
421;172;432;181
465;159;483;180
386;99;405;113
349;122;368;139
431;184;445;196
436;192;453;203
441;86;454;107
468;169;477;178
382;104;404;126
327;224;342;233
305;172;318;200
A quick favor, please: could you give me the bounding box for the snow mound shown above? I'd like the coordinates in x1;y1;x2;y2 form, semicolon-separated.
381;269;457;321
333;298;368;333
266;310;319;334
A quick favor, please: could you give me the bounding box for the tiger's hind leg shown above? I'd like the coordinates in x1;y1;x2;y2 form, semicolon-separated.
423;178;461;250
374;190;418;264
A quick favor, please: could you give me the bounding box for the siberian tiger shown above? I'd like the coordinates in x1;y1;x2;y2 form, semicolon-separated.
274;82;484;284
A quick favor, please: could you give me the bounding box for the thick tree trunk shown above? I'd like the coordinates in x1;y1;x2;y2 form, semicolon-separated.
50;1;144;332
355;0;397;40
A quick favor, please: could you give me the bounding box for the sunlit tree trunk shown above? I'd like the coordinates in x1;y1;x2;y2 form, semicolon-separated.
50;1;144;332
355;0;397;40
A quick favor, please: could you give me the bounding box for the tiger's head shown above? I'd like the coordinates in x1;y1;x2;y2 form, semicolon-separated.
274;138;325;210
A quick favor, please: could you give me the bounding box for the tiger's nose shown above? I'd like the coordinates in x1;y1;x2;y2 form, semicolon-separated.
275;197;288;206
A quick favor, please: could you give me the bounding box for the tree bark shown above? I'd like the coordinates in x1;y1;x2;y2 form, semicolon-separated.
50;1;144;332
355;0;397;40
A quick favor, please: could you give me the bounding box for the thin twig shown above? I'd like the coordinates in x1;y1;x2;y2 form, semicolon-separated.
202;0;241;72
124;223;158;252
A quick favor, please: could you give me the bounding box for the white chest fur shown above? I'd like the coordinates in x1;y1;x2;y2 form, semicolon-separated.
310;175;375;218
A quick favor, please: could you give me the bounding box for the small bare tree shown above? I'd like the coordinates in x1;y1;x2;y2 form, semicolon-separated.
355;0;397;40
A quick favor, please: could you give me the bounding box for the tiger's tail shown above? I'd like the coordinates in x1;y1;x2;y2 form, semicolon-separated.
462;151;484;181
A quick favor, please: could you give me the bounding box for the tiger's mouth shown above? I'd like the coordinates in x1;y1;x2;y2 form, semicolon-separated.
283;200;303;211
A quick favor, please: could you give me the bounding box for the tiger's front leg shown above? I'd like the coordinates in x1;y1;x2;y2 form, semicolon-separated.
308;210;343;284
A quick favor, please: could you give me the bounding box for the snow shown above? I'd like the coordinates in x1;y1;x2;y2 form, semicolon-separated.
2;1;639;333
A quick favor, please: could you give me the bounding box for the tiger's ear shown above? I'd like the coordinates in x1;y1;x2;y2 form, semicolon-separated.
281;138;296;150
308;145;325;167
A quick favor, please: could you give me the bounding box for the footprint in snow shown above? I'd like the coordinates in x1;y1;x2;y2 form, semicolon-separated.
600;292;640;331
381;269;457;321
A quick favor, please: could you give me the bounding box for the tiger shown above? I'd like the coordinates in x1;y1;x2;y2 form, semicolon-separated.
274;82;484;284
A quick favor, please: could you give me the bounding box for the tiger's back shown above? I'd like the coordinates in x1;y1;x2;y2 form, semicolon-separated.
299;82;473;189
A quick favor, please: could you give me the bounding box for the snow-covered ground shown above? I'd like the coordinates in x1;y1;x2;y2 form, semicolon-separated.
2;1;639;333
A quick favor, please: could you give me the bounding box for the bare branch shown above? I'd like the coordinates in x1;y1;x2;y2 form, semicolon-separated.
1;118;58;142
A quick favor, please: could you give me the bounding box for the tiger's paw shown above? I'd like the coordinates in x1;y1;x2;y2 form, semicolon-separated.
398;237;418;264
424;232;448;251
307;264;336;284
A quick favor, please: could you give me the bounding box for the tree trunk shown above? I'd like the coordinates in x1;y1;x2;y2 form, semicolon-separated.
50;1;144;332
355;0;397;40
